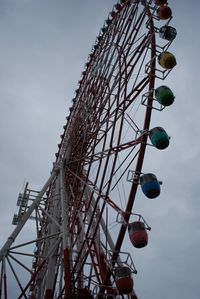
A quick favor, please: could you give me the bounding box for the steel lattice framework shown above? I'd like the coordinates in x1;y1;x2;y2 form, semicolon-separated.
0;1;176;298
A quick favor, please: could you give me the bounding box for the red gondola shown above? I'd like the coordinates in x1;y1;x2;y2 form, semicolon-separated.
128;221;148;248
115;267;134;294
154;0;167;5
157;5;172;20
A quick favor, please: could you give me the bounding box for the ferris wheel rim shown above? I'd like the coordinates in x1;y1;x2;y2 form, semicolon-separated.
60;0;158;295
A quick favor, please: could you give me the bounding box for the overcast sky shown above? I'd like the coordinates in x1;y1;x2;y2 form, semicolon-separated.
0;1;200;298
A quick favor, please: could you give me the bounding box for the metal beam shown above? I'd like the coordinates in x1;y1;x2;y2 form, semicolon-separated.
0;167;58;262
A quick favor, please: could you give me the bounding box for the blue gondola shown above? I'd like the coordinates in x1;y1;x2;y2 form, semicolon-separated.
140;173;161;198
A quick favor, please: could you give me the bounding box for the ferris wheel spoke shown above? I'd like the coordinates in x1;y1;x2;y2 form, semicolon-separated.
7;253;33;274
81;81;150;159
8;232;60;252
116;4;139;44
104;147;140;192
69;133;141;167
6;256;27;298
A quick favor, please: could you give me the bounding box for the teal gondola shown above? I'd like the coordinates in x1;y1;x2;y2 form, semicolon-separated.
149;127;170;150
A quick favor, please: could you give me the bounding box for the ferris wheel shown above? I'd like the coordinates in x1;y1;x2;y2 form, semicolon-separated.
0;1;177;298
